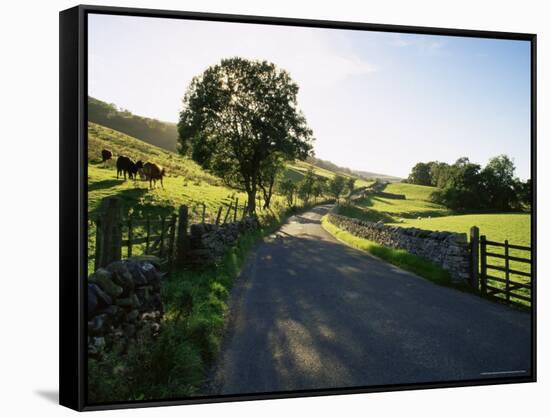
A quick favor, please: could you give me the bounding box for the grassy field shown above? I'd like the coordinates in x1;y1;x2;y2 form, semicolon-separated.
389;213;530;246
354;182;450;218
341;181;532;306
286;160;374;188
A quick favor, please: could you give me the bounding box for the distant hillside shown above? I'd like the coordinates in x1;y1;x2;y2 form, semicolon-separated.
89;97;397;182
88;96;178;151
351;169;402;183
306;156;401;182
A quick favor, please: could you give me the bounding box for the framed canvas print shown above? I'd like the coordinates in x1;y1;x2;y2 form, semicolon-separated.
59;4;537;411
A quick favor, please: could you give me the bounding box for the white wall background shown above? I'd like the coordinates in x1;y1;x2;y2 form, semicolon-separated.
0;0;547;415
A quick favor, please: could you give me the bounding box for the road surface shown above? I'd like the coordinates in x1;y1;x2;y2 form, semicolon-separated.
208;205;531;395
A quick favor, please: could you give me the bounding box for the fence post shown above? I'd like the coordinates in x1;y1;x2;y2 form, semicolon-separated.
241;200;247;220
145;216;151;254
215;206;223;226
470;226;479;289
223;202;232;224
95;197;122;269
234;198;238;222
480;235;487;296
159;216;166;257
201;203;206;224
175;205;189;267
167;214;177;271
127;217;133;258
504;240;510;303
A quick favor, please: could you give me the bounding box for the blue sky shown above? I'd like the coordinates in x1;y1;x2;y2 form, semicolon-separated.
88;14;531;179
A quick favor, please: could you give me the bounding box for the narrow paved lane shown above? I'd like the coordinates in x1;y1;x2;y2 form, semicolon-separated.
209;205;531;395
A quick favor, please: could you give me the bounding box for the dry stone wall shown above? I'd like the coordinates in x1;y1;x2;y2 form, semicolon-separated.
186;217;258;266
87;256;164;356
327;213;471;283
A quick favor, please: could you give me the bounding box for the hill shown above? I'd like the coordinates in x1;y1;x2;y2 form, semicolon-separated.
89;97;388;184
306;156;401;182
88;96;178;151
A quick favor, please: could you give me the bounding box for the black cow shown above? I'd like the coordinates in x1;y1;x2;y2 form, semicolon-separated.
133;160;144;179
116;155;137;180
101;149;112;163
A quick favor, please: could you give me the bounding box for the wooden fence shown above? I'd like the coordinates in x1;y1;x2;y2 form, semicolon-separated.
470;226;532;306
92;196;250;271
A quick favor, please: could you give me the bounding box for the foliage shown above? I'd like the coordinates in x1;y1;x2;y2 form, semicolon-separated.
312;177;328;202
88;96;178;152
296;167;316;204
328;175;347;201
346;177;356;197
279;178;297;208
178;57;314;213
407;155;530;212
407;162;432;186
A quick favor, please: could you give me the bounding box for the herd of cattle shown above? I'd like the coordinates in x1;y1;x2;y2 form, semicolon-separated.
101;149;165;188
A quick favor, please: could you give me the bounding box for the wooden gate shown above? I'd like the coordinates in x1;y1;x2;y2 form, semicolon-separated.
94;197;180;271
479;235;532;306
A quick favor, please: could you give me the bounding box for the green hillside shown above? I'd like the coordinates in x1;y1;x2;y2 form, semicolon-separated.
88;122;278;271
285;160;373;188
352;182;450;219
88;96;178;151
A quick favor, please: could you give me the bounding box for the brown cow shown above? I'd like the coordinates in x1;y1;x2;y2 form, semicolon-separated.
142;162;165;188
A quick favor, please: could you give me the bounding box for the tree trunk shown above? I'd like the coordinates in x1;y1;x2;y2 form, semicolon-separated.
247;184;257;214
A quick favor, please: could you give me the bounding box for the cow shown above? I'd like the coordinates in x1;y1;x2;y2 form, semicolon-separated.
116;155;137;180
134;160;147;180
128;160;144;180
101;149;112;163
142;162;165;189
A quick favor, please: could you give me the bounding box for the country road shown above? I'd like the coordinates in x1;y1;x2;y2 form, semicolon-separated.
208;204;532;395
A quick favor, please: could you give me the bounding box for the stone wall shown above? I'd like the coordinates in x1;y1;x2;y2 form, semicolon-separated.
327;213;471;283
87;256;164;356
185;217;258;266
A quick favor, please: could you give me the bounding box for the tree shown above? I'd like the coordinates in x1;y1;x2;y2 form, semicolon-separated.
431;158;485;210
279;179;297;208
178;57;314;213
514;178;531;209
481;155;520;211
312;177;327;202
257;154;284;210
428;161;451;188
297;167;316;205
346;177;356;197
329;175;347;202
407;162;432;185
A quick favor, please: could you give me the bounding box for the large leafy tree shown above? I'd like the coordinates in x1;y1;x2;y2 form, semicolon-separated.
481;155;520;210
178;57;314;213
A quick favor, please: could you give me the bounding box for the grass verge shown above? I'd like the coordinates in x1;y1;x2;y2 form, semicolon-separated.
321;215;474;291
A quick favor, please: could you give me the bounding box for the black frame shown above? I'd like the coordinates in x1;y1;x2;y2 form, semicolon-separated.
59;4;537;411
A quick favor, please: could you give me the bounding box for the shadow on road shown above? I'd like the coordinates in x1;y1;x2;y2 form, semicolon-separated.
213;219;531;395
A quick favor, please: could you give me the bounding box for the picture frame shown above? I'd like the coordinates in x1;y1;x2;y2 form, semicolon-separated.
60;4;536;411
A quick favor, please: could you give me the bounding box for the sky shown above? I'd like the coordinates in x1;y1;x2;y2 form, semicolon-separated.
88;14;531;179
